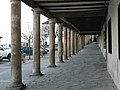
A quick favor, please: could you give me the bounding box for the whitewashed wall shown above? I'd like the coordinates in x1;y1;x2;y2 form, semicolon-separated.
99;0;120;89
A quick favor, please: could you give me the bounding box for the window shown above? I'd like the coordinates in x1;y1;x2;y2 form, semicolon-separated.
108;18;112;54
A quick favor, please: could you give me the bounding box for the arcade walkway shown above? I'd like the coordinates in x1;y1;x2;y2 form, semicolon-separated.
26;43;117;90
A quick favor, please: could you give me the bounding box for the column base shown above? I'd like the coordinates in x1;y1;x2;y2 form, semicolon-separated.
72;53;75;55
47;64;57;68
30;72;44;77
64;58;69;60
6;83;26;90
57;61;64;63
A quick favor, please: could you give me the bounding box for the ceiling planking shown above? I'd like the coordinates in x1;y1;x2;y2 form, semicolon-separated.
22;0;109;34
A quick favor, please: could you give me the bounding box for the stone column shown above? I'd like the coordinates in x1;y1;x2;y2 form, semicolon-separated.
63;26;68;60
81;35;85;48
71;30;75;55
68;28;72;57
76;34;79;53
8;0;26;89
75;33;78;53
78;34;82;51
79;35;82;50
67;28;70;57
58;23;64;63
74;32;76;54
48;18;57;67
32;8;43;76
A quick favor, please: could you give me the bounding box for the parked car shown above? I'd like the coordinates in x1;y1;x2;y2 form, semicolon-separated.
21;46;47;55
0;46;11;61
21;47;33;55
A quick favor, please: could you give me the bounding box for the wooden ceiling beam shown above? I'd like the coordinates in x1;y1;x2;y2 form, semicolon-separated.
34;0;109;3
45;5;108;10
48;8;105;13
37;1;109;6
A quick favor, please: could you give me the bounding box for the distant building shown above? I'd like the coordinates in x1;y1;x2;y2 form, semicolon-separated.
41;21;58;46
21;41;33;47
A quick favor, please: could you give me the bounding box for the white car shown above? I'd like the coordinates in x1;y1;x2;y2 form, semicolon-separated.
0;46;11;61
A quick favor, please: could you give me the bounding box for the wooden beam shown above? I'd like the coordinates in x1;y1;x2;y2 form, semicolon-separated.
48;8;105;13
34;0;109;2
38;1;109;6
45;5;108;10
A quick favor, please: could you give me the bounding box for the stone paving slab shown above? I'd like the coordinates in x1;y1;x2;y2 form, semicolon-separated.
25;43;118;90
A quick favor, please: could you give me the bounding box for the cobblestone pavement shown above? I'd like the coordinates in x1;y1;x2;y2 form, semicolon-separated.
0;43;118;90
25;43;117;90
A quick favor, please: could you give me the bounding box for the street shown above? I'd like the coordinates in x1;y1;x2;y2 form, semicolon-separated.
0;52;59;90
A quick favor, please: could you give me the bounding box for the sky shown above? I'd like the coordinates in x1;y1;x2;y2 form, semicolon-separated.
0;1;48;44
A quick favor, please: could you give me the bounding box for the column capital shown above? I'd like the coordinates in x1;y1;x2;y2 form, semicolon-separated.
32;8;41;14
49;18;56;24
69;27;73;30
57;22;63;26
73;30;76;33
63;25;67;28
63;26;67;32
56;19;63;23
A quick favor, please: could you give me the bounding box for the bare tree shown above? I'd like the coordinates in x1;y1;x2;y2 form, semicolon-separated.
21;22;33;59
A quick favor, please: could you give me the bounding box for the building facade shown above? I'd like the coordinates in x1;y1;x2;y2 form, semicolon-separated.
98;0;120;89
